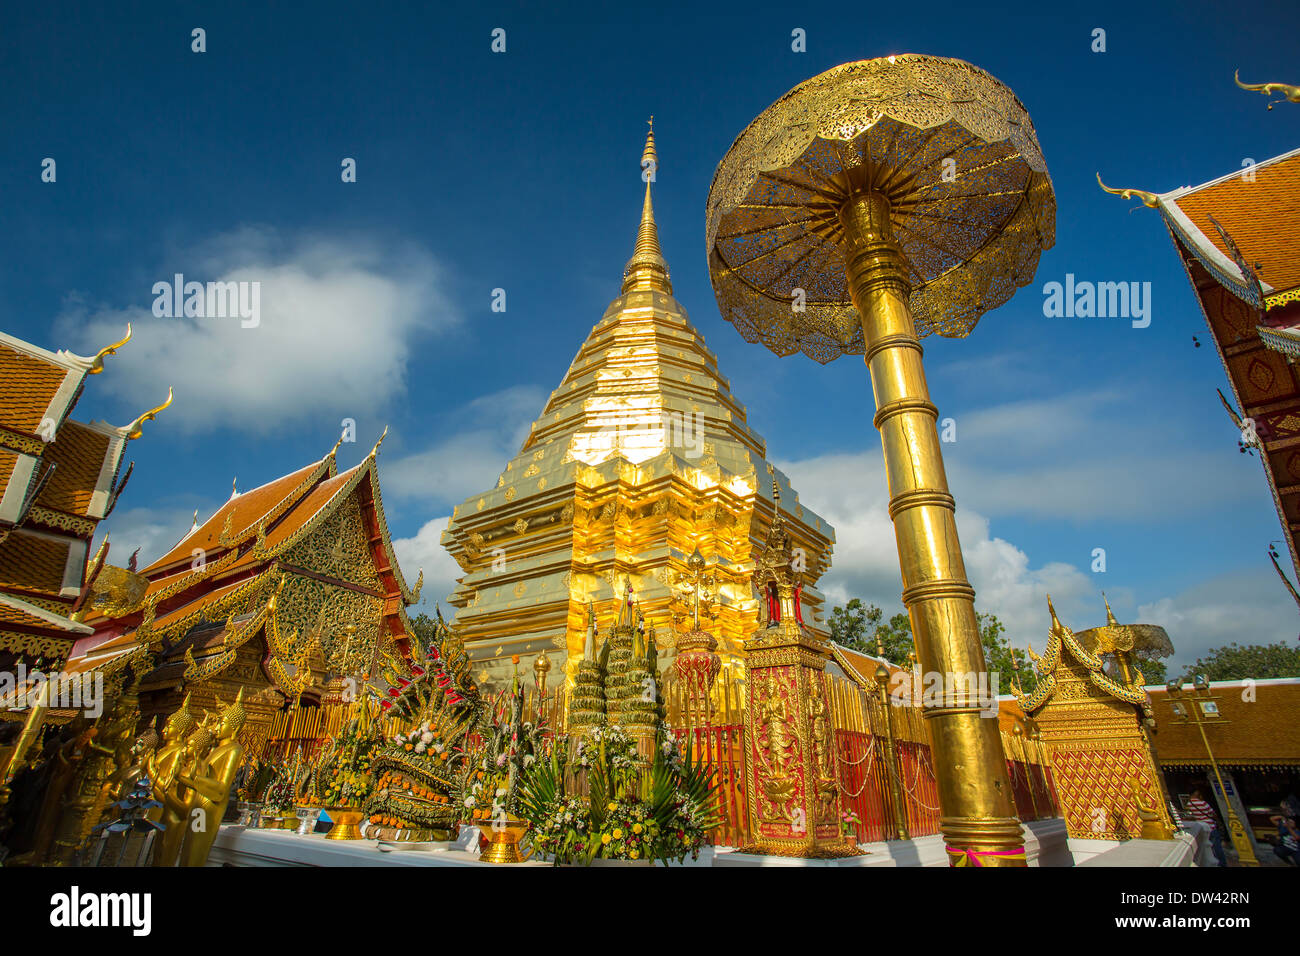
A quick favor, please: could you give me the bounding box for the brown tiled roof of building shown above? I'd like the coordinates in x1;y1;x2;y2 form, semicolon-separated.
221;466;361;577
36;421;114;517
0;593;88;633
0;447;19;503
1148;679;1300;767
1171;151;1300;297
0;531;72;598
0;342;72;435
144;459;327;573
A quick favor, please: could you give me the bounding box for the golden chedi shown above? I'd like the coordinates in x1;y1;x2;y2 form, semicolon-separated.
441;120;835;685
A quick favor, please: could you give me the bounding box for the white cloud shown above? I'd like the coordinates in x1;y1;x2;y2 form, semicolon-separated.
98;501;216;570
57;230;454;432
941;389;1255;520
391;515;462;613
1138;570;1298;672
780;441;1296;674
383;385;546;511
780;449;1109;654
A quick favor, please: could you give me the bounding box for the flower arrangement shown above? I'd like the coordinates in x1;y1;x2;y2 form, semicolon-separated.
839;808;860;839
313;705;384;809
455;660;543;827
517;726;718;865
263;763;297;813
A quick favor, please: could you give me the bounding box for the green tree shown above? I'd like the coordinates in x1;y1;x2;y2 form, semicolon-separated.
827;598;879;647
827;601;1039;695
975;612;1038;697
1186;642;1300;681
827;599;912;664
409;612;437;647
1127;653;1167;687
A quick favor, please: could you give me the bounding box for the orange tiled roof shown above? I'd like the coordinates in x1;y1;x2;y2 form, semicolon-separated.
1148;679;1300;766
0;447;20;504
144;460;327;573
36;421;115;517
830;642;910;687
220;465;361;577
0;593;90;634
0;531;73;598
1164;149;1300;298
0;342;73;436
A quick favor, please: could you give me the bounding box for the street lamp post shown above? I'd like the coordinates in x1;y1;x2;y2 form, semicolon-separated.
1166;676;1258;867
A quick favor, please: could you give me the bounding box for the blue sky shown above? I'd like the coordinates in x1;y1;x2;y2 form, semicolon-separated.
3;0;1296;670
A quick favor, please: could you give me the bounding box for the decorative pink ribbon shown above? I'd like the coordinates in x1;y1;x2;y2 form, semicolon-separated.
945;845;1027;867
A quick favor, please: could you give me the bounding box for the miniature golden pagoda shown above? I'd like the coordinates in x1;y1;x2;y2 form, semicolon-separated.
441;121;835;684
741;477;853;857
1018;597;1175;842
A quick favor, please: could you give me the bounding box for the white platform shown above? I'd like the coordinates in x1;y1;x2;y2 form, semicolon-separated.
208;817;1196;867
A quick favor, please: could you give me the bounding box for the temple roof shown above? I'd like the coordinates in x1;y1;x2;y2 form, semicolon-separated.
1017;598;1147;713
1103;143;1300;590
145;457;333;574
68;434;420;678
1153;148;1300;310
1148;678;1300;768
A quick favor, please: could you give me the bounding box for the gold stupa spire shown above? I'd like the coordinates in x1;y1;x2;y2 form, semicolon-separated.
622;117;672;295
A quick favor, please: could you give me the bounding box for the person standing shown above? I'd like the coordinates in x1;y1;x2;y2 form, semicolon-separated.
1269;808;1300;866
1186;786;1226;867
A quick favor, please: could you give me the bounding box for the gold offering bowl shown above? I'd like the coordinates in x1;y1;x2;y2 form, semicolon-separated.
480;816;528;864
324;807;367;841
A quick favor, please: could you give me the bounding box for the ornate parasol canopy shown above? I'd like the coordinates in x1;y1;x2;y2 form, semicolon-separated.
706;54;1056;364
1075;598;1175;660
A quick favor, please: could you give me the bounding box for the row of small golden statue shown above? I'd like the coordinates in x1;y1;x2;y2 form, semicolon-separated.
0;678;245;867
142;690;247;866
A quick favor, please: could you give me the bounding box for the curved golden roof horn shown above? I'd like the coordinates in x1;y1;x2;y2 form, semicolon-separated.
1234;70;1300;109
1096;173;1160;209
122;386;173;440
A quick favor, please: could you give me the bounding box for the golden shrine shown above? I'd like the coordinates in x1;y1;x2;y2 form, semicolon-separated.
1017;598;1175;842
441;121;835;685
10;55;1287;876
64;430;422;762
741;480;853;856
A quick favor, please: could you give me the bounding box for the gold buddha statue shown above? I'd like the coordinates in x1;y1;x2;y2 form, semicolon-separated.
154;718;213;866
176;689;246;867
147;695;196;845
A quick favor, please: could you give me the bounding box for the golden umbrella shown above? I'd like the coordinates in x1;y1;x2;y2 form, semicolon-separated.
706;54;1055;866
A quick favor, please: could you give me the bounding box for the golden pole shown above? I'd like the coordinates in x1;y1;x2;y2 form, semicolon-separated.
839;191;1024;866
1175;684;1258;866
873;661;910;841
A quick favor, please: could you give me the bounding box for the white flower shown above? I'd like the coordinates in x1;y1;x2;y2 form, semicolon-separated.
415;742;427;754
464;796;476;808
420;731;434;745
495;754;507;768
